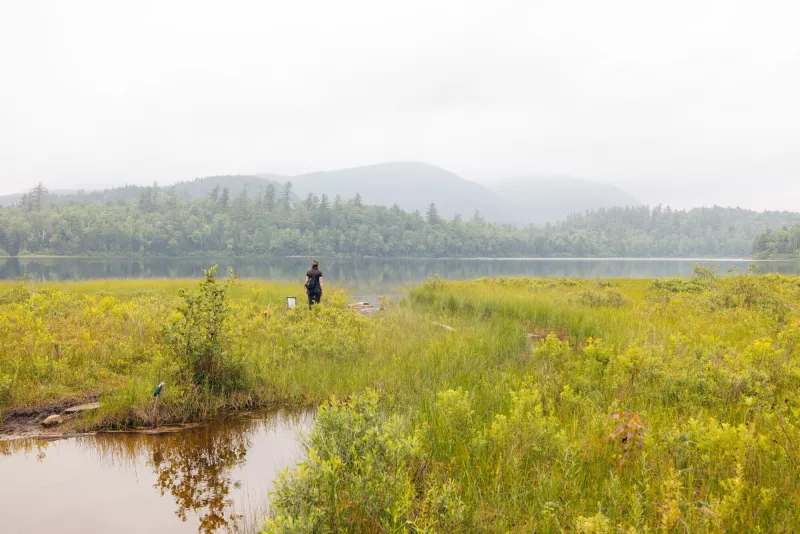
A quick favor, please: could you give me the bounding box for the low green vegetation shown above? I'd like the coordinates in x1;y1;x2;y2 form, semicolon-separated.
266;269;800;532
2;268;800;531
0;271;368;426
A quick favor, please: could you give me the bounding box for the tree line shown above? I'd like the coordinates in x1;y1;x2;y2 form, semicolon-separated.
753;223;800;259
0;182;798;258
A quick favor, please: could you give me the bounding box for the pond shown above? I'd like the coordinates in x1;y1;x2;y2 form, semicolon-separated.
0;410;314;534
2;257;799;291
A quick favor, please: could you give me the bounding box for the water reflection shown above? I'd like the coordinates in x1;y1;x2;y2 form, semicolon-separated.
2;257;799;289
113;426;249;533
0;410;313;534
153;429;246;532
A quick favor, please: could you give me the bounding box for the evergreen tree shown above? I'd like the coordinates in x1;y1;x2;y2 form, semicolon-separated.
303;193;319;211
318;194;331;225
167;186;178;219
233;187;250;221
31;183;49;212
426;203;440;225
138;188;153;212
264;184;276;212
281;182;293;210
19;193;32;212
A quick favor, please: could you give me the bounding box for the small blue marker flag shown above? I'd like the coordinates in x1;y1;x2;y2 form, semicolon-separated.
153;382;165;397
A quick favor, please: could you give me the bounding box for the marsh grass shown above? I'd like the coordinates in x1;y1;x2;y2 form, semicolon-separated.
3;270;800;531
0;276;317;425
267;273;800;532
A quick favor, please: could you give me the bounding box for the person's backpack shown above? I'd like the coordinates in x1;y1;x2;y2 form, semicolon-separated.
305;277;316;291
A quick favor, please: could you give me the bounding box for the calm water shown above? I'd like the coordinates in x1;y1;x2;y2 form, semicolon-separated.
2;257;799;291
0;410;313;534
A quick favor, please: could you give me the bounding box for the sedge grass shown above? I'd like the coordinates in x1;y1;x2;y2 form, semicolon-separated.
3;272;800;531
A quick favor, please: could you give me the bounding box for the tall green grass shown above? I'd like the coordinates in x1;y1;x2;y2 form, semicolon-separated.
3;271;800;531
267;273;800;532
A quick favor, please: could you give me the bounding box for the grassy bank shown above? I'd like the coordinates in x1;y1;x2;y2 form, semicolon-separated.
0;272;394;429
2;269;800;531
266;271;800;532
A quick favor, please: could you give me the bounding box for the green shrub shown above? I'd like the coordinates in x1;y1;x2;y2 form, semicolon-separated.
162;266;242;390
265;390;436;533
649;277;708;293
0;278;32;305
650;265;719;294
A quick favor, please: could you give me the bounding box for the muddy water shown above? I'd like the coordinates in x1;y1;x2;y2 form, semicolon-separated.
0;410;313;534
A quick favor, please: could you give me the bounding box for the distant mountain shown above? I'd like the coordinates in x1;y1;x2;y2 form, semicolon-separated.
489;175;641;225
261;163;640;225
0;176;297;207
261;162;516;224
0;189;84;207
1;165;641;226
0;193;23;207
170;175;294;202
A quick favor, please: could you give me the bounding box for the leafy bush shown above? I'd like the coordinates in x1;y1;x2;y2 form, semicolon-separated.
606;411;649;463
0;278;32;305
265;390;434;533
649;277;708;293
649;264;718;294
162;266;242;389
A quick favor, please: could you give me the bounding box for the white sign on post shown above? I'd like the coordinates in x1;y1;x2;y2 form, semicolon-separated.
287;296;296;309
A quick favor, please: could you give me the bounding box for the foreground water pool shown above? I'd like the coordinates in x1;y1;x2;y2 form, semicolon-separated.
0;410;313;534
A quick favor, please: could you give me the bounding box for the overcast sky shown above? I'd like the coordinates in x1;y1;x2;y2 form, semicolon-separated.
1;0;798;210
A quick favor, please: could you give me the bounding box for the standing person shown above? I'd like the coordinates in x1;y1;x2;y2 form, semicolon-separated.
305;259;323;308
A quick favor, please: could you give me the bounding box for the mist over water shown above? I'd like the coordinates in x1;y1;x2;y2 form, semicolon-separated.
2;257;799;290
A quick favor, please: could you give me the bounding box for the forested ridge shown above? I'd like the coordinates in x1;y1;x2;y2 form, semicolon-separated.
0;182;798;258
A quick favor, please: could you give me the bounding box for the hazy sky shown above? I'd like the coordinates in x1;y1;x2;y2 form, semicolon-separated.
1;0;798;210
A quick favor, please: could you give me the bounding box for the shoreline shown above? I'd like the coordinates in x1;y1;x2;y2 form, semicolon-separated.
1;254;795;262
